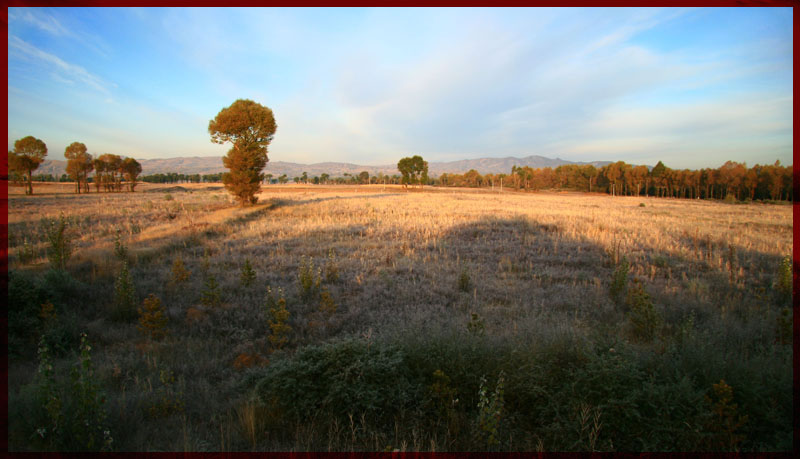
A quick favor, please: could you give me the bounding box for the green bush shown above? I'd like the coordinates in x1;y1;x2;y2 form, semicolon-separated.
255;338;417;427
8;270;82;359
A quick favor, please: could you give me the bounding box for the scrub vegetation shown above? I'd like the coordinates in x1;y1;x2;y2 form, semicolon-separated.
7;181;793;452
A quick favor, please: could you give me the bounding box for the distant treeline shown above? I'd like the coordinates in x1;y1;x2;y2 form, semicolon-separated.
13;159;793;202
438;160;793;201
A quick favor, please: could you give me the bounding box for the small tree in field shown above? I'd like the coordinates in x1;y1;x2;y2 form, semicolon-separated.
208;99;277;205
10;136;48;195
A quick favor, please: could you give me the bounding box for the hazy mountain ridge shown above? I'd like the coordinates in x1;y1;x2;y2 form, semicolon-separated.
35;155;612;178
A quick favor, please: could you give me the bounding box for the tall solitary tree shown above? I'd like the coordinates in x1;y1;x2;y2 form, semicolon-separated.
208;99;277;205
65;142;94;194
397;155;428;189
10;136;47;195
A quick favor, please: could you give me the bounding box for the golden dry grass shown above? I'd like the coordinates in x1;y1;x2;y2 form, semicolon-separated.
7;182;793;451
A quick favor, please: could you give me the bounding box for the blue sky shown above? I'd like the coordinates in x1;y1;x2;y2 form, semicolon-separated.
7;7;793;169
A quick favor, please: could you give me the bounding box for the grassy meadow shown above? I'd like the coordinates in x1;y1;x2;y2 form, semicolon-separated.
6;181;794;451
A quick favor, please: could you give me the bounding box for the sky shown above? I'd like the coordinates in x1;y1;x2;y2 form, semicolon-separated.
7;7;793;169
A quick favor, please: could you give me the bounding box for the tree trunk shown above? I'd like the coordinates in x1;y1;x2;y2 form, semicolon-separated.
26;170;33;195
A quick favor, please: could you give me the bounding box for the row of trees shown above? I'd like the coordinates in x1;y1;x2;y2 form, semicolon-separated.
436;160;793;201
8;136;143;195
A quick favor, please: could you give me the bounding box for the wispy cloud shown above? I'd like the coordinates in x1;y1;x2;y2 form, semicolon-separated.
8;35;115;96
9;8;70;36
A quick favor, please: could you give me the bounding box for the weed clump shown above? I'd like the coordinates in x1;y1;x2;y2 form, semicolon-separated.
458;267;471;292
113;232;127;262
467;312;486;337
170;256;190;285
46;214;72;271
138;294;168;340
265;287;291;351
319;287;337;315
774;255;792;301
298;256;322;302
609;256;630;303
324;249;339;283
625;278;661;342
201;270;221;308
35;333;113;451
477;371;505;449
704;379;748;451
240;258;256;287
112;262;136;321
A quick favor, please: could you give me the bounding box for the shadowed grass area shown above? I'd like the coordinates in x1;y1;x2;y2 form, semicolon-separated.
7;184;793;451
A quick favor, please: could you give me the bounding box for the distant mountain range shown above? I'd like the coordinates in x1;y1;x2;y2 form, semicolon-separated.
35;155;612;178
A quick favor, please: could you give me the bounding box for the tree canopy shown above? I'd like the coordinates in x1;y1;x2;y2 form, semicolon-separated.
397;155;428;189
65;142;94;194
209;99;277;205
10;136;48;195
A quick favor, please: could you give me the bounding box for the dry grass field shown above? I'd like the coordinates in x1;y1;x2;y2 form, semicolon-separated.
7;182;793;451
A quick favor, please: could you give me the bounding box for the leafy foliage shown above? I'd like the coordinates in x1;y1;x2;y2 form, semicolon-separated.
255;338;415;427
477;371;505;449
10;135;48;195
397;155;429;188
209;99;277;205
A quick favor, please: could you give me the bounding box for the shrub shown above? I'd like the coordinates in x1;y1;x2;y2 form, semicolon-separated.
254;338;416;427
147;367;184;419
265;287;291;351
625;279;661;342
324;249;339;283
704;379;748;451
138;294;168;340
477;371;505;449
609;256;629;303
467;312;486;337
774;255;792;301
35;333;113;451
319;287;337;315
18;238;38;265
723;193;737;204
201;271;221;308
113;232;127;262
170;256;191;285
112;262;137;321
240;258;256;287
298;256;322;301
46;214;72;271
8;270;47;358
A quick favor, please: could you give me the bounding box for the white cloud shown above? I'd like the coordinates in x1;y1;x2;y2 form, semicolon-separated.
8;35;114;96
